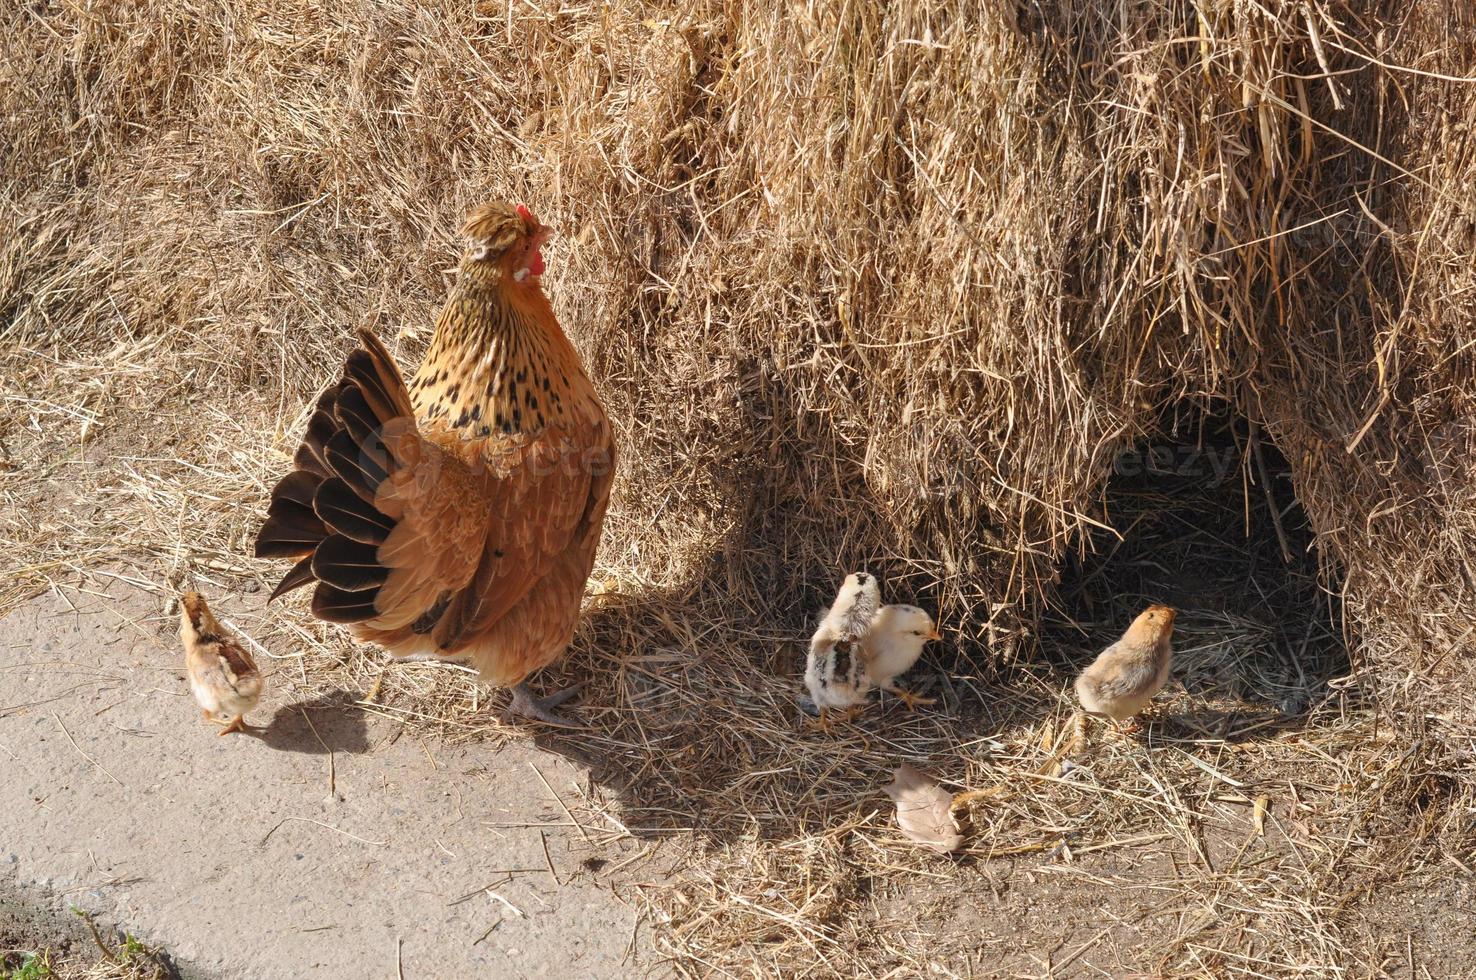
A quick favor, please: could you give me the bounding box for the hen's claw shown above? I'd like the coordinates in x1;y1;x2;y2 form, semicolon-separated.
506;682;583;728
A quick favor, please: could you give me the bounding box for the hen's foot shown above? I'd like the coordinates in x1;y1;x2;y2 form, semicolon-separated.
506;682;583;728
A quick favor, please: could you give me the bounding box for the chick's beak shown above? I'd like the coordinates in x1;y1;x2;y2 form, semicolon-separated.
927;628;942;642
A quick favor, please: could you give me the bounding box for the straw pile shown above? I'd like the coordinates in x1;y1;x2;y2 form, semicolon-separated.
4;0;1474;973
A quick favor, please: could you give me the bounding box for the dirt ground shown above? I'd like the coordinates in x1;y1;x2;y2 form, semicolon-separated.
1;585;661;979
7;573;1472;978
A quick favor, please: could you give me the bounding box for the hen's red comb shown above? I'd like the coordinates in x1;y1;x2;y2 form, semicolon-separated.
516;204;534;222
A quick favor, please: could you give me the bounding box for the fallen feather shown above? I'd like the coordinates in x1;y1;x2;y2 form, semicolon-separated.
883;764;964;854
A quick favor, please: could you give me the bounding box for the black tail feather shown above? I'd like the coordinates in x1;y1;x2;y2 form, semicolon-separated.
256;499;327;558
325;429;388;502
264;494;326;538
344;350;405;425
255;331;411;619
292;409;338;479
314;477;393;545
271;470;320;508
312;534;392;592
311;582;382;623
269;554;317;601
333;385;380;450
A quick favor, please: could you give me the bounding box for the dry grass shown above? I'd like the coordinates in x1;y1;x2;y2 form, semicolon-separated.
2;921;169;980
3;0;1475;974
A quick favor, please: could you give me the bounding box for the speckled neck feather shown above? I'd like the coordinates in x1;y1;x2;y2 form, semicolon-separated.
409;259;598;437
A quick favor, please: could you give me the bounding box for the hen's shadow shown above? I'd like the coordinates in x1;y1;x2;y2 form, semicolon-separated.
256;689;371;755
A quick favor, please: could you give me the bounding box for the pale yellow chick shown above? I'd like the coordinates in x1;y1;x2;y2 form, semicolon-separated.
1074;604;1175;732
179;592;263;736
862;604;941;710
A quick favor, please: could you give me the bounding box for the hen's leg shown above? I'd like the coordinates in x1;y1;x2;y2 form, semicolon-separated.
506;682;583;728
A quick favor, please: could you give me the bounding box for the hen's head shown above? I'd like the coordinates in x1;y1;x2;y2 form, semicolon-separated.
461;202;550;283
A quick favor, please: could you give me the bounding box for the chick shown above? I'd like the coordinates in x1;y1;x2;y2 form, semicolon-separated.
863;604;941;710
803;572;881;729
179;592;264;736
1074;604;1175;734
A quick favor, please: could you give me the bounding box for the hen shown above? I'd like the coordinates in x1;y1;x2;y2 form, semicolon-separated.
255;202;615;726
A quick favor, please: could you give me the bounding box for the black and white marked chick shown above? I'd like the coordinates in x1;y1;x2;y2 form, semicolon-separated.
802;572;882;730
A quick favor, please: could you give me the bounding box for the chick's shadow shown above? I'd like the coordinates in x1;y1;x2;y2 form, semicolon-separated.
255;689;372;755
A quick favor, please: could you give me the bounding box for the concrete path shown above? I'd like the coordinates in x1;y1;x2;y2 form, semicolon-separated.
0;583;663;978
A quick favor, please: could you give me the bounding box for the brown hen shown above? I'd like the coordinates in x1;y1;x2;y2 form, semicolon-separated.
255;202;615;725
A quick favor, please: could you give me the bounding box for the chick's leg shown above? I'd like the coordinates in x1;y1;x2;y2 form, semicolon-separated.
806;705;865;734
506;682;583;728
216;714;249;736
882;684;936;711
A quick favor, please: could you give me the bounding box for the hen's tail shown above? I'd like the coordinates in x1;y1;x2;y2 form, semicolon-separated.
254;329;416;623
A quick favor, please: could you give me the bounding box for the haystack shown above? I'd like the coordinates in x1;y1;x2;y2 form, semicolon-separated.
3;0;1474;970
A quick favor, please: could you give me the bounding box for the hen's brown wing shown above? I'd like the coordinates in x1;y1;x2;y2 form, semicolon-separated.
369;423;600;652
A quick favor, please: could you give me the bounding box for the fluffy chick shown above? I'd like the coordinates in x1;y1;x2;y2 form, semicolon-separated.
1074;604;1175;733
863;604;941;710
803;572;882;728
179;592;263;736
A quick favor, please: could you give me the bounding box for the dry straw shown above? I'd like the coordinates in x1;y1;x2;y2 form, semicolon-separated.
3;0;1473;973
